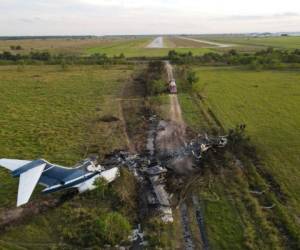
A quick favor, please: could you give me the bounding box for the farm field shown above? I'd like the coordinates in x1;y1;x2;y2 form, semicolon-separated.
87;37;212;57
194;35;300;49
178;66;300;249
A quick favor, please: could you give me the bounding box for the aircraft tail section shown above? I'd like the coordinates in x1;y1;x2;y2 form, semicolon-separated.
0;159;31;171
17;163;46;207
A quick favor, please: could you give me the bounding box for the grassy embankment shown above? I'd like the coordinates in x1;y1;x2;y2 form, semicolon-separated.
87;37;212;58
0;65;137;249
177;66;300;249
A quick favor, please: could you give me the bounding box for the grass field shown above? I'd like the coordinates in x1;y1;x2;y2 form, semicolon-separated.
0;38;121;55
0;64;136;249
178;66;300;249
1;36;213;58
0;64;134;207
87;37;212;57
195;35;300;50
193;67;300;203
165;36;218;48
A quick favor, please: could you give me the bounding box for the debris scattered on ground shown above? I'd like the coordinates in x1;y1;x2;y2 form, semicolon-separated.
104;115;227;224
129;224;148;249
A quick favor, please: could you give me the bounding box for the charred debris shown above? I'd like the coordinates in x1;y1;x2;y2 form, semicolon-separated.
103;115;227;223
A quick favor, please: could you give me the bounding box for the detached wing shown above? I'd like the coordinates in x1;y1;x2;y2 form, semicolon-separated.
17;163;46;207
0;159;31;171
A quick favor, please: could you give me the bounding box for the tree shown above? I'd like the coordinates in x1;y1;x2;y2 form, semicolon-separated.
187;70;199;86
228;49;237;56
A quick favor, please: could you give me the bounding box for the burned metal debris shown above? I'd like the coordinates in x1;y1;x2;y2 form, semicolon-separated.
160;134;227;162
104;116;227;223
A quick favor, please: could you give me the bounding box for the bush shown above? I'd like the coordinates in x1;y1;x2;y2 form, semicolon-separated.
227;124;257;160
60;207;131;247
145;218;175;248
97;212;131;245
114;169;138;212
149;79;166;95
187;69;199;86
10;45;22;50
167;48;300;67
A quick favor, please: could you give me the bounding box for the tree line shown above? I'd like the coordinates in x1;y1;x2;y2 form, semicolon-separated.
0;51;127;65
168;48;300;69
1;48;300;68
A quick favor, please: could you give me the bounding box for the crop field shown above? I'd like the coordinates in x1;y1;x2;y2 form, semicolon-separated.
178;66;300;249
87;37;212;57
195;35;300;49
0;65;136;248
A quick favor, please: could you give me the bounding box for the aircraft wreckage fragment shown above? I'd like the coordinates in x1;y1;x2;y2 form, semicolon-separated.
0;158;119;207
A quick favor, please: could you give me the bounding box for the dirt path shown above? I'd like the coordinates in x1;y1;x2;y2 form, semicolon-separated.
165;60;174;80
170;94;185;125
155;62;197;249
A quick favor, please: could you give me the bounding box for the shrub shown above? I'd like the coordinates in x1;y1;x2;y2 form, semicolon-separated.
97;212;131;245
60;207;131;247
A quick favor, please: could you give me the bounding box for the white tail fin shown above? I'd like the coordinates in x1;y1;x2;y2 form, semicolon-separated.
17;164;46;207
0;159;31;171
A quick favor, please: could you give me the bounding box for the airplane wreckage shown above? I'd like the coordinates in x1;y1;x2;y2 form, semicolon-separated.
0;158;119;207
0;118;227;211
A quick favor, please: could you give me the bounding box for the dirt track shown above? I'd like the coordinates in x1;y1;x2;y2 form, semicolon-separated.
156;62;196;175
156;62;199;249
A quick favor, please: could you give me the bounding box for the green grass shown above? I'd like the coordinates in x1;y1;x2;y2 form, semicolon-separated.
87;37;212;57
0;64;132;206
199;36;300;49
177;66;300;248
192;67;300;209
0;64;137;249
0;38;123;55
201;181;245;250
